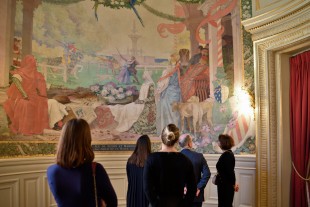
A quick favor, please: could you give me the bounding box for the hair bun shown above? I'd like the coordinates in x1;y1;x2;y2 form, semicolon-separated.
167;132;175;141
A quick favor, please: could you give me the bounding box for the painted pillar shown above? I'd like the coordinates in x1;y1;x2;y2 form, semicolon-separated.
216;23;224;68
208;23;218;98
231;2;243;90
0;0;16;88
22;1;35;57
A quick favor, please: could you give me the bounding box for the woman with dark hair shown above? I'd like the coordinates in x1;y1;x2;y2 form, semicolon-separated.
126;135;151;207
143;124;196;207
216;134;239;207
47;118;117;207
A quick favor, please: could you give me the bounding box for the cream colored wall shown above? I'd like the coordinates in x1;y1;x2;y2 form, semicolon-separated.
0;155;256;207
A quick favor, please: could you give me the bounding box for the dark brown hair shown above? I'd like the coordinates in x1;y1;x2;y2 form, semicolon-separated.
161;124;180;147
128;135;151;167
56;118;94;168
218;134;235;150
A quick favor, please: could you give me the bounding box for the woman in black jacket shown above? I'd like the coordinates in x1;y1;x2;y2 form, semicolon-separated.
143;124;196;207
126;135;151;207
216;134;239;207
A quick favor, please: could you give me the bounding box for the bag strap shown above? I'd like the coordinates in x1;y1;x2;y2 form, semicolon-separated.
92;162;98;207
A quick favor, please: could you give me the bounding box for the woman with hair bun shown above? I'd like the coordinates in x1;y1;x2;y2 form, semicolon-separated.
143;124;196;207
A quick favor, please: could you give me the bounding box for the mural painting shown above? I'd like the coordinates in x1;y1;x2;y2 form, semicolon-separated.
0;0;255;157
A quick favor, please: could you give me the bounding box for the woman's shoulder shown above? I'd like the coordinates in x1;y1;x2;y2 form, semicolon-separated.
47;164;64;177
93;162;108;174
47;164;60;171
220;150;235;159
147;152;171;160
224;150;234;155
149;152;188;160
148;152;161;158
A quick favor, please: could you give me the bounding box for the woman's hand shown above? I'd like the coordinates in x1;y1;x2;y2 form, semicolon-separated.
234;184;239;192
196;189;200;197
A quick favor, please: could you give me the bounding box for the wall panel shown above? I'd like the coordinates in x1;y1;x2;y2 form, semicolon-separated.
0;179;19;207
0;154;255;207
23;176;40;207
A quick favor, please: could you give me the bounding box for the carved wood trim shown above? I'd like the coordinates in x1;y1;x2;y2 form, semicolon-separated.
253;12;310;206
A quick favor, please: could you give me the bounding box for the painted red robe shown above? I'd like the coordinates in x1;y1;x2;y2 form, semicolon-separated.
181;63;210;102
4;55;49;135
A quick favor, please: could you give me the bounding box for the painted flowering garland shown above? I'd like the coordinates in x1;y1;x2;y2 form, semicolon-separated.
91;0;205;22
92;0;146;9
91;0;204;9
176;0;205;3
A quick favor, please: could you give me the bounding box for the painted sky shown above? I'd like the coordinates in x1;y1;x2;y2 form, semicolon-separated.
16;0;188;59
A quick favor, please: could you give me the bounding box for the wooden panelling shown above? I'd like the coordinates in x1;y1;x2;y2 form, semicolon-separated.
23;176;40;207
0;179;19;207
0;155;255;207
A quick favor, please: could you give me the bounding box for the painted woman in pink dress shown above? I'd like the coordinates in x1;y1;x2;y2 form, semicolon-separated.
4;55;49;135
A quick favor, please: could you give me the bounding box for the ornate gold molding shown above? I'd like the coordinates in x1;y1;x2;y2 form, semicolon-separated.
250;2;309;30
243;2;310;41
252;13;310;41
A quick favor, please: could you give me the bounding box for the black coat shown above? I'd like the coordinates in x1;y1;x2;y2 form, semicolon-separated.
143;152;196;207
126;162;149;207
216;150;236;207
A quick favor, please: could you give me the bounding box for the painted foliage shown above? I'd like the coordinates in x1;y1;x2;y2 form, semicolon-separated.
0;0;255;156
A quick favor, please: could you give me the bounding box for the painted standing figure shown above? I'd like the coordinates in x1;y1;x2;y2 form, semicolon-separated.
156;49;189;134
118;55;140;85
181;47;210;102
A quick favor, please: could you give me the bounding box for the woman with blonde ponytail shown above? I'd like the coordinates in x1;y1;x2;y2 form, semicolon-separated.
143;124;196;207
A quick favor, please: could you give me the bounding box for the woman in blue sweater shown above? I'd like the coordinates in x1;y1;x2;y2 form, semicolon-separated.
47;118;117;207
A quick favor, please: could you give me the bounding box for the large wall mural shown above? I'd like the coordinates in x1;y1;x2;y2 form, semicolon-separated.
0;0;255;157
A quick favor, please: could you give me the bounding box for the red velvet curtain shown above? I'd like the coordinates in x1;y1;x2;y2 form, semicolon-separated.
290;50;310;207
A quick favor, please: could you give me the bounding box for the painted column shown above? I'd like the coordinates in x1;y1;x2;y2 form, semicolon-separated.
208;22;218;98
22;1;35;57
0;0;16;88
21;0;41;57
216;17;224;68
231;1;243;90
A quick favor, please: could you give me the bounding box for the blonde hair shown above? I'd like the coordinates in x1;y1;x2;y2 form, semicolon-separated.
161;124;180;147
56;119;94;168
